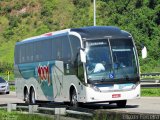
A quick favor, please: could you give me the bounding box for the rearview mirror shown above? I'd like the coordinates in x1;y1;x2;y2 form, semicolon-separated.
142;46;147;59
80;49;86;63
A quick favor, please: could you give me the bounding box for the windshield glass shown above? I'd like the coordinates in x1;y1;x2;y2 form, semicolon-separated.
111;39;138;79
85;39;138;83
85;40;113;81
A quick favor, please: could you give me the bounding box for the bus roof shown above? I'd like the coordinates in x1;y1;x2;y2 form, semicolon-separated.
16;29;70;45
71;26;131;40
16;26;131;45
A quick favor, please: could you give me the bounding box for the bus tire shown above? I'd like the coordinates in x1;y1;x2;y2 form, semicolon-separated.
64;102;70;106
116;100;127;108
24;88;29;103
30;88;36;104
6;91;10;94
70;89;78;107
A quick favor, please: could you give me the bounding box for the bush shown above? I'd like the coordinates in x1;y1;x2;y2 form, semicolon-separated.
3;6;12;13
8;16;21;28
21;13;30;18
0;62;13;73
3;29;14;39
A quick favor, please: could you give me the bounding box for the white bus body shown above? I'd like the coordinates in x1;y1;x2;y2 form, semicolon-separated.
14;26;140;107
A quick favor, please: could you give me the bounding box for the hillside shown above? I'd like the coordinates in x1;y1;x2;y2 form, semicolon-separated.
0;0;160;73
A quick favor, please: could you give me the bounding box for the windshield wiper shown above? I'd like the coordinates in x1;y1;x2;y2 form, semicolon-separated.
99;78;109;83
125;75;130;81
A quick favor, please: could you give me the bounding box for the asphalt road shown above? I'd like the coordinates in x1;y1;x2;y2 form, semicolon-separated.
0;92;24;104
117;97;160;114
0;92;160;114
85;97;160;115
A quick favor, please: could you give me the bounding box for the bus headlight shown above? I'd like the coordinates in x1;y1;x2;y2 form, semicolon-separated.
90;84;101;92
132;82;140;89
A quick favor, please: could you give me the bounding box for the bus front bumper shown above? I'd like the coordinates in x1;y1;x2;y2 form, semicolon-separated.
85;84;140;103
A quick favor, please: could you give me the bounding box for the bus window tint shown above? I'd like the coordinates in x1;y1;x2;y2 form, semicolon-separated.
69;35;84;82
62;36;71;60
52;37;62;60
110;39;138;79
20;45;26;63
15;45;20;64
69;35;80;61
85;40;112;81
26;43;33;63
41;40;52;61
34;41;42;62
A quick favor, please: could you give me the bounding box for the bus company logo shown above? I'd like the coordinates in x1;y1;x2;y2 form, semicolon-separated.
37;64;51;86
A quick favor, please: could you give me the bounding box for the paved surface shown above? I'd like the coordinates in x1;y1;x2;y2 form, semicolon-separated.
86;97;160;114
112;97;160;114
0;92;160;114
0;92;24;104
106;97;160;114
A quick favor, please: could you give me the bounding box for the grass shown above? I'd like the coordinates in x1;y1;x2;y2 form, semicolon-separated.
141;88;160;97
10;85;15;91
0;73;14;82
0;109;53;120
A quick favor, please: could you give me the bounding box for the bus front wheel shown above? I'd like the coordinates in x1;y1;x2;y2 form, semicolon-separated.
70;89;78;107
116;100;127;108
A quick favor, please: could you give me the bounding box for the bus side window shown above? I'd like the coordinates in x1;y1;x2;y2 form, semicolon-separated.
69;35;84;82
78;54;85;83
15;45;20;64
26;43;33;63
34;42;41;62
20;45;26;63
41;40;52;61
62;36;71;61
52;38;62;60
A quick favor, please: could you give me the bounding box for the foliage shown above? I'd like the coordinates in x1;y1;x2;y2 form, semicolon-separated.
0;62;13;73
141;88;160;96
10;85;15;91
0;0;160;74
0;109;52;120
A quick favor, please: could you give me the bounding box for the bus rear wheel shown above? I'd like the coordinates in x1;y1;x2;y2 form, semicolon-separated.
70;89;78;107
116;100;127;108
24;89;29;103
30;88;36;104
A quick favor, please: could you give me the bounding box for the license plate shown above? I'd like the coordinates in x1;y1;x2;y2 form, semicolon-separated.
112;94;121;98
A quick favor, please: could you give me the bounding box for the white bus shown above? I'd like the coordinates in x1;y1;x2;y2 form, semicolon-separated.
14;26;141;107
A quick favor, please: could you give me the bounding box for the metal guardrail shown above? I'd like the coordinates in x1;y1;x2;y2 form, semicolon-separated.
141;79;160;83
9;81;15;86
141;83;160;88
141;73;160;77
141;79;160;88
140;73;160;88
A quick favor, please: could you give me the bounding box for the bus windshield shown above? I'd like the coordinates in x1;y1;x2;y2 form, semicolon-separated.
85;39;138;83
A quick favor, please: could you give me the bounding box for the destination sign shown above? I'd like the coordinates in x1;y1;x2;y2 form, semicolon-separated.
86;41;107;46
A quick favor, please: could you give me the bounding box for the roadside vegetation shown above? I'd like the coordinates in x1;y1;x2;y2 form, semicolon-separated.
0;109;52;120
10;85;15;91
0;73;14;81
141;88;160;97
0;0;160;75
